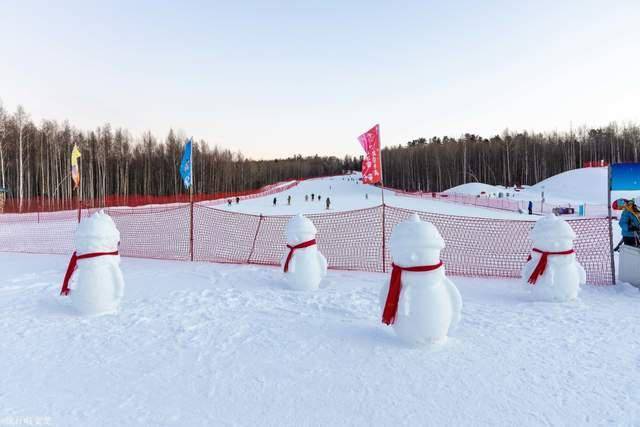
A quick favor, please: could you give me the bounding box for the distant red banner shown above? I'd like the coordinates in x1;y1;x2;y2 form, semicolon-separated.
358;124;382;184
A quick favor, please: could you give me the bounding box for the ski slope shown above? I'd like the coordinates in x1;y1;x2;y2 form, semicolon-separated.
218;175;528;220
2;252;639;426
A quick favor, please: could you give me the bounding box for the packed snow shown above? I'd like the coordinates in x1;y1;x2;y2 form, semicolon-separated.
219;175;529;220
521;215;586;302
68;210;125;315
1;252;639;426
281;214;327;291
379;214;462;344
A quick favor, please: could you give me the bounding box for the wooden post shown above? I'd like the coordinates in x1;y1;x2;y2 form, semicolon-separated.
189;138;194;262
247;214;264;264
607;165;616;285
77;156;82;223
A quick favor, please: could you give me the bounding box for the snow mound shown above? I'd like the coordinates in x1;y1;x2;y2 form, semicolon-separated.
531;168;607;204
444;182;503;196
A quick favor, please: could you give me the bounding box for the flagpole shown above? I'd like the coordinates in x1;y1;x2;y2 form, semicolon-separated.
77;154;82;223
189;137;194;262
379;125;385;206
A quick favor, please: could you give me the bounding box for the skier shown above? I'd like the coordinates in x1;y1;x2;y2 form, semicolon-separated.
236;197;240;204
365;193;368;200
288;195;291;206
311;194;315;201
227;199;232;206
273;197;277;207
528;201;533;215
305;195;309;202
318;195;322;201
326;198;331;210
619;199;640;247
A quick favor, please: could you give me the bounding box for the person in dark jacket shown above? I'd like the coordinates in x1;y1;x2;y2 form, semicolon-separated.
619;199;640;246
528;201;533;215
326;198;331;210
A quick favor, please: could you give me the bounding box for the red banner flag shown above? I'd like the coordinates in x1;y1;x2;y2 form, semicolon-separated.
358;124;382;184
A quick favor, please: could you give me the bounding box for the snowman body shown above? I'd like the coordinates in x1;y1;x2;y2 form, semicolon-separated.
521;215;586;302
380;214;462;344
71;211;125;315
282;214;327;291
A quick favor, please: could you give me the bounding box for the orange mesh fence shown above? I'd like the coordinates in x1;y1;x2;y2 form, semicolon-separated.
1;181;299;214
0;203;613;285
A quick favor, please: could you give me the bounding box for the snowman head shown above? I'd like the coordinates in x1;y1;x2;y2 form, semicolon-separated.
530;214;576;252
390;213;444;267
74;210;121;254
286;214;317;246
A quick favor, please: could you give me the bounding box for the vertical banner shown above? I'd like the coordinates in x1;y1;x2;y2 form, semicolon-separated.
610;163;640;191
358;124;382;184
180;138;193;190
71;145;81;189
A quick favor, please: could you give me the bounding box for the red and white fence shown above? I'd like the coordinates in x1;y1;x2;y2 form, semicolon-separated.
394;190;609;217
0;203;614;285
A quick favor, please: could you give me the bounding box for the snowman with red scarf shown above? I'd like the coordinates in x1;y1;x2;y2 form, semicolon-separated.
522;214;586;301
59;210;125;315
282;214;327;291
380;214;462;344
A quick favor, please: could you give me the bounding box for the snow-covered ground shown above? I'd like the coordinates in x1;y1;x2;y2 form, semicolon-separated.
218;175;528;220
445;167;640;208
2;252;639;426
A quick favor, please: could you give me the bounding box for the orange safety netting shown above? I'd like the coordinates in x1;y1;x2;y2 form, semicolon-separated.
0;203;614;285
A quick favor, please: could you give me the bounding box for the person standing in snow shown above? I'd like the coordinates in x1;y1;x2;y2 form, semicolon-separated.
236;197;240;204
273;197;277;207
288;195;291;205
528;201;533;215
305;195;309;202
311;194;315;201
619;199;640;247
326;198;331;210
318;195;322;202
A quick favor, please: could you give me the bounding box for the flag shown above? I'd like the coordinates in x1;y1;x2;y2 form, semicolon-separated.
611;163;640;191
71;145;81;189
358;124;382;184
180;138;193;189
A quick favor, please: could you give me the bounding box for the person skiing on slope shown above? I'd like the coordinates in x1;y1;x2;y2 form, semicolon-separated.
288;195;291;205
311;194;315;201
305;195;309;202
236;197;240;204
619;199;640;247
528;201;533;215
273;197;277;207
326;198;331;210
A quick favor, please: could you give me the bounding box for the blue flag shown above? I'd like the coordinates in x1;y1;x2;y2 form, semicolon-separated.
180;138;192;189
611;163;640;191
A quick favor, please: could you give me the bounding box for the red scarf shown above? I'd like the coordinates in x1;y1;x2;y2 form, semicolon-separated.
283;239;316;273
60;250;119;296
526;248;575;285
381;261;444;325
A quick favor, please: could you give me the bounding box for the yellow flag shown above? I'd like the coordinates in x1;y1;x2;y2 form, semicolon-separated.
71;145;81;188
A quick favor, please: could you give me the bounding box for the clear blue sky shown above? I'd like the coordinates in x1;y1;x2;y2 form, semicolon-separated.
1;0;639;159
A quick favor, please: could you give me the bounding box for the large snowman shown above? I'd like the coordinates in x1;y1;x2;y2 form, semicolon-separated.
522;214;586;301
60;210;125;315
380;213;462;344
281;214;327;291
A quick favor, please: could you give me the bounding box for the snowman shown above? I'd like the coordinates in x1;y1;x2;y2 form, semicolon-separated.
59;210;125;315
522;214;586;301
380;214;462;344
281;214;327;291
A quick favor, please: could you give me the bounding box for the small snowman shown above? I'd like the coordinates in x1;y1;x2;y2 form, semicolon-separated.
380;214;462;345
60;210;125;315
282;214;327;291
522;214;586;301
